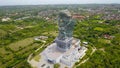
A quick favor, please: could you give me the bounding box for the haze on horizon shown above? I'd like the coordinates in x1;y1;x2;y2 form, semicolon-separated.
0;0;120;6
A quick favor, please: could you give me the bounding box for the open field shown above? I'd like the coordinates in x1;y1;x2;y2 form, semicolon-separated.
98;39;111;44
0;37;46;68
0;47;11;55
8;38;34;51
34;55;41;62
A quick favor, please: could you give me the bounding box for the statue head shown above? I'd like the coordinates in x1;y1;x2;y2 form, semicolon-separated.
59;10;71;20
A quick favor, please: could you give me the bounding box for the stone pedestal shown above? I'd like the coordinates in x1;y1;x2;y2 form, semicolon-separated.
39;38;88;68
55;37;73;52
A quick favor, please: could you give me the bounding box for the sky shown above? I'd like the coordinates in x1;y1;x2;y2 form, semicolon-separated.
0;0;120;6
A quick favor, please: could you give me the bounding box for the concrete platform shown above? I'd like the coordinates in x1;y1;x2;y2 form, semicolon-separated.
38;38;87;68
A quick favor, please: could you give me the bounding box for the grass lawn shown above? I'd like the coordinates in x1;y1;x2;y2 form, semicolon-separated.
94;27;104;31
25;26;34;28
0;47;11;55
17;43;40;54
8;38;34;51
34;55;41;62
0;29;7;37
98;39;111;44
42;31;58;36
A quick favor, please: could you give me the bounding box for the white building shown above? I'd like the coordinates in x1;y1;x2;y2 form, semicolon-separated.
2;17;11;22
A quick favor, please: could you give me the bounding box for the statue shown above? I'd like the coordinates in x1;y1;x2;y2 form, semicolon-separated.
55;10;76;51
58;10;75;40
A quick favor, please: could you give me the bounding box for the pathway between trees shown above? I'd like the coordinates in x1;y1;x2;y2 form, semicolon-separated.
27;44;45;67
75;46;97;67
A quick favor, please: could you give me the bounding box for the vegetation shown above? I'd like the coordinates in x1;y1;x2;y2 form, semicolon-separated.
33;55;41;62
0;14;57;68
74;16;120;68
54;63;60;68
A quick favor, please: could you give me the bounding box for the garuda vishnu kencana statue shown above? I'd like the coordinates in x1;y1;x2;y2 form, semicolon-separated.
55;10;76;51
